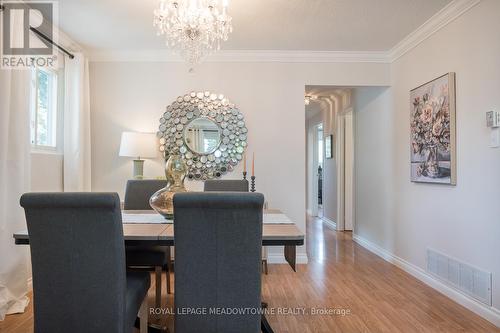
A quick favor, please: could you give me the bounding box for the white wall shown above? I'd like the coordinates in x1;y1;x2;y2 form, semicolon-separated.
354;87;393;241
354;0;500;313
30;153;63;191
89;61;389;263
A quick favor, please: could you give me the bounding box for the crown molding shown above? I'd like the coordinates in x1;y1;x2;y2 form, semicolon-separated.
89;49;389;63
388;0;481;62
57;29;84;54
88;0;480;64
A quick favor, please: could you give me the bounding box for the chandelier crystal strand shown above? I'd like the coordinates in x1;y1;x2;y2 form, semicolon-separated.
154;0;233;65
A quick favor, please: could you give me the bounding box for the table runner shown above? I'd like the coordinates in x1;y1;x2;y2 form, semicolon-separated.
121;212;294;224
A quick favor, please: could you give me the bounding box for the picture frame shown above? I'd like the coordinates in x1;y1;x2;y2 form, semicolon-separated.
325;134;333;159
410;72;456;185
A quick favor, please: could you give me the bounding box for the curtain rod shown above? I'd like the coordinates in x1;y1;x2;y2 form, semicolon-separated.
29;27;75;59
0;5;75;59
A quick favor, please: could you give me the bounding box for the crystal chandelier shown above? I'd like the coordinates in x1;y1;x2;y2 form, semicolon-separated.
153;0;233;65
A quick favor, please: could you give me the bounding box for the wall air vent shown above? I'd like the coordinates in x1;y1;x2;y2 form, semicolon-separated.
427;249;492;306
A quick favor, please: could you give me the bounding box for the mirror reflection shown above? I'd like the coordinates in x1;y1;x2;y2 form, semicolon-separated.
183;118;221;154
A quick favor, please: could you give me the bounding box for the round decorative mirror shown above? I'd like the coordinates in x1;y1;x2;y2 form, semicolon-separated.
157;91;247;180
183;118;221;155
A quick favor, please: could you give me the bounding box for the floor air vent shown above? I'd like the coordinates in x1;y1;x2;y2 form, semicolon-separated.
427;249;492;306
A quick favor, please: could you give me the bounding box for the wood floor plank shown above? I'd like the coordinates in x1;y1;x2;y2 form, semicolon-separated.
1;216;498;332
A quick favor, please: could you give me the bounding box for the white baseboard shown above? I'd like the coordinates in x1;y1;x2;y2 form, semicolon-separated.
321;217;337;230
267;252;308;265
352;234;500;328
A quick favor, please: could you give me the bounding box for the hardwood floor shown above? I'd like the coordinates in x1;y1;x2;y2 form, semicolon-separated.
262;217;500;333
1;216;499;332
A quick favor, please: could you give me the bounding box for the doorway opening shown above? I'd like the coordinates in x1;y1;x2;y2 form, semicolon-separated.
305;97;324;219
316;123;324;218
305;86;354;232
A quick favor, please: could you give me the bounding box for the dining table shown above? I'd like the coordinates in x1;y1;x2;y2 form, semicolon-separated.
13;208;305;271
13;208;304;333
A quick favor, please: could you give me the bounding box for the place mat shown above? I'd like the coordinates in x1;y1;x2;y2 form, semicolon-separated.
263;213;294;224
122;213;173;224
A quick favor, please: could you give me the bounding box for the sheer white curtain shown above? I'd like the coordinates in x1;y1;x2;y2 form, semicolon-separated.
0;63;32;321
63;53;91;191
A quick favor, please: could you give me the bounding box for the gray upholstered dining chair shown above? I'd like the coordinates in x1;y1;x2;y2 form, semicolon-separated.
20;192;150;333
203;179;268;274
124;179;168;210
123;179;171;308
173;192;272;333
203;179;249;192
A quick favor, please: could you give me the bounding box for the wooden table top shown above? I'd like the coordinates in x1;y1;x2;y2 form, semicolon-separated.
13;209;304;244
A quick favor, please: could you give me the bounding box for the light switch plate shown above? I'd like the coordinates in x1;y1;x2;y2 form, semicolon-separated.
490;128;500;148
486;110;500;128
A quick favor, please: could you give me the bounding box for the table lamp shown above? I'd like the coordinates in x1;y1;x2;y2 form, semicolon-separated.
119;132;158;179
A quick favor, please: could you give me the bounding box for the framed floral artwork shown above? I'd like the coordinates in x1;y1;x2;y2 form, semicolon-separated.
410;73;456;185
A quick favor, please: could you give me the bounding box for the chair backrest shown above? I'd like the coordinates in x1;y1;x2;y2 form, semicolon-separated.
173;192;264;333
20;192;127;333
203;179;249;192
124;179;167;210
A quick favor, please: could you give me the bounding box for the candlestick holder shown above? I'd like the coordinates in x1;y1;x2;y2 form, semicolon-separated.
243;171;247;180
250;176;256;192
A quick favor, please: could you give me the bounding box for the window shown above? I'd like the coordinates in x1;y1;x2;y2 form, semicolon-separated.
31;67;58;150
203;130;221;153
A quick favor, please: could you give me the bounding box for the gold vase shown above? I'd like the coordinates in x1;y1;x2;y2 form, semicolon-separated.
149;154;188;219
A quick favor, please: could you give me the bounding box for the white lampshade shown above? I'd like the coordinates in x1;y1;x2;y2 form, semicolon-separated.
119;132;158;159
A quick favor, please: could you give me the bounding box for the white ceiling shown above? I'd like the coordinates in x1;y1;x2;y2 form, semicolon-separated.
58;0;452;52
305;86;350;119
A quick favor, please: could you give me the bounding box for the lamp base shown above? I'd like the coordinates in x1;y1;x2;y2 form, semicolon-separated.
133;159;145;179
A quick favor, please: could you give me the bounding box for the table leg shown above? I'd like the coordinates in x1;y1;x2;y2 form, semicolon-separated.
135;318;167;333
284;245;296;272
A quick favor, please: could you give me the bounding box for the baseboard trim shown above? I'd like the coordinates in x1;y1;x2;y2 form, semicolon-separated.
352;234;500;328
267;252;308;265
321;217;337;230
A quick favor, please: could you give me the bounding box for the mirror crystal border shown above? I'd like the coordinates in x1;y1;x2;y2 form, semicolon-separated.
157;91;247;180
